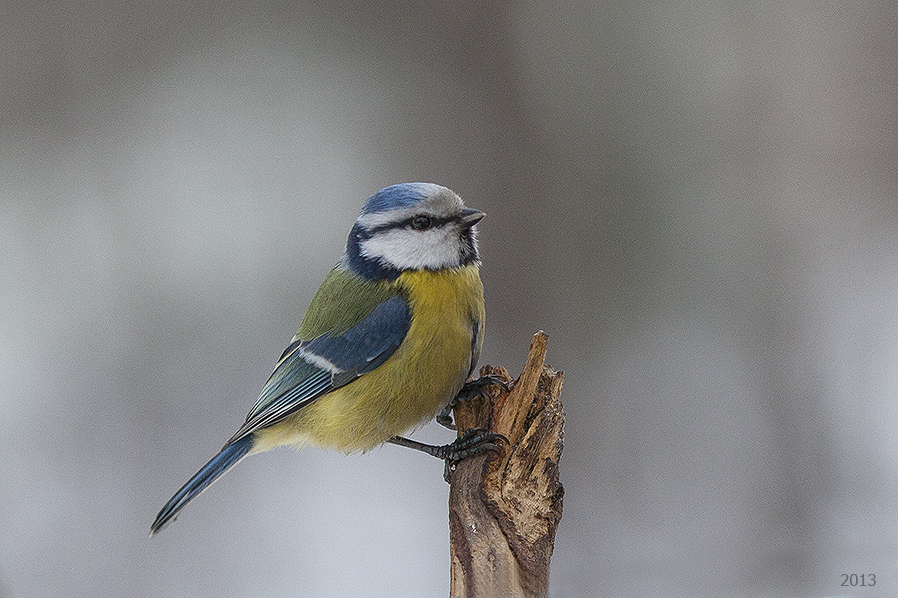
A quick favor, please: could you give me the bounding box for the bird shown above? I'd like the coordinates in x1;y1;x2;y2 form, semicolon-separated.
150;182;503;535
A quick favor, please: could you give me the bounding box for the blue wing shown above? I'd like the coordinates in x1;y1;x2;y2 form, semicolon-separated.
226;295;411;443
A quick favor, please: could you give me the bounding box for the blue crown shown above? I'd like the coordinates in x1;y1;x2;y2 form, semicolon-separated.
360;182;444;215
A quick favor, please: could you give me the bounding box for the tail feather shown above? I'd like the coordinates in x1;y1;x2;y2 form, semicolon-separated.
150;435;254;535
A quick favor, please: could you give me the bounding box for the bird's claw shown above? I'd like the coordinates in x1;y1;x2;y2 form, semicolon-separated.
441;427;508;483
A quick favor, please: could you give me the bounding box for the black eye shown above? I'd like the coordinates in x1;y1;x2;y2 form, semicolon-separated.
411;215;432;230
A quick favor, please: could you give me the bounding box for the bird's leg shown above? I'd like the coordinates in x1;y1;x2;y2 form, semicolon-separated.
436;375;511;430
388;427;508;482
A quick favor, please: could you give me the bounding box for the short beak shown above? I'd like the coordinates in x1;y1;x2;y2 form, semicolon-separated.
459;207;486;227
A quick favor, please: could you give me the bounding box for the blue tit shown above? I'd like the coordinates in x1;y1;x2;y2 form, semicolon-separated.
151;182;497;535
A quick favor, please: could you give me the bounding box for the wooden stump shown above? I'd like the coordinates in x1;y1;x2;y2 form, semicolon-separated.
448;331;565;598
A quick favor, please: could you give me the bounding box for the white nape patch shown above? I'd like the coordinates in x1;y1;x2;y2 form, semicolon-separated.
361;224;463;270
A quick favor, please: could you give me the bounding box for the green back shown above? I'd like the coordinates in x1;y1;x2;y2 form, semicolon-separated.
296;265;398;340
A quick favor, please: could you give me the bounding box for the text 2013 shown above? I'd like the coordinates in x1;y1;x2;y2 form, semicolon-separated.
841;574;875;587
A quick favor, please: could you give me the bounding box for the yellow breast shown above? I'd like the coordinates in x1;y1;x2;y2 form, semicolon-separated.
253;264;485;453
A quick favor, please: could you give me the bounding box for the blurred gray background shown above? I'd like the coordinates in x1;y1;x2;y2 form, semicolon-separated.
2;2;897;597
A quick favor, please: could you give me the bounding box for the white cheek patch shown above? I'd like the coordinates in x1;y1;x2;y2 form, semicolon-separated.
361;226;460;270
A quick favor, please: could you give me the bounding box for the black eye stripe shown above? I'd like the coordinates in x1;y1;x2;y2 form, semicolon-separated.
403;214;452;229
367;214;454;234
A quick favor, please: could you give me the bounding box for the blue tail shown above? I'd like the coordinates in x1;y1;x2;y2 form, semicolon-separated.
150;434;254;535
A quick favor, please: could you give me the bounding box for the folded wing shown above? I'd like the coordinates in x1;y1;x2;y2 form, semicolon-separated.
226;295;411;444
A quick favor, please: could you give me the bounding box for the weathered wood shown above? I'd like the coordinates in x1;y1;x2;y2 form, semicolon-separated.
449;331;565;598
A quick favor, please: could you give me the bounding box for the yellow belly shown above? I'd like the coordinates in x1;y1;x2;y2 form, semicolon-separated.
253;265;484;453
